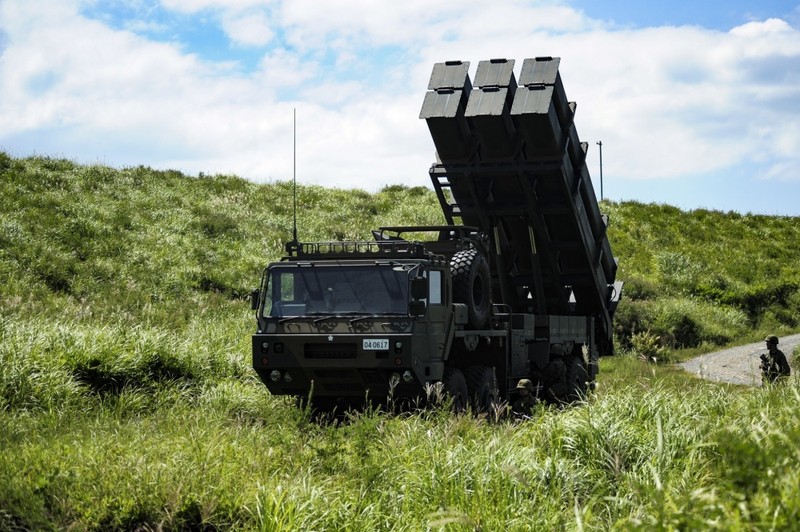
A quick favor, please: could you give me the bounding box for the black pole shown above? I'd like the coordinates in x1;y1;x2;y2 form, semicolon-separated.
293;108;297;244
596;140;603;201
286;108;299;255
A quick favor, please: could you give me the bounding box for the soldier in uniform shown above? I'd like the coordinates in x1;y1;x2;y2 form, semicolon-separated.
512;378;537;417
760;335;791;384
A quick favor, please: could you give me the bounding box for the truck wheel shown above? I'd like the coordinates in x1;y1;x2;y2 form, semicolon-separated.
442;368;469;412
450;249;491;329
464;365;499;413
565;355;588;402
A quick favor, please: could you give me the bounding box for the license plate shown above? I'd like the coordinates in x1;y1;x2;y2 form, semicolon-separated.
363;338;389;351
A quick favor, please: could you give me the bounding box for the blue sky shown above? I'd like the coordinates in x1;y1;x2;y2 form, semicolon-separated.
2;0;800;215
575;1;800;30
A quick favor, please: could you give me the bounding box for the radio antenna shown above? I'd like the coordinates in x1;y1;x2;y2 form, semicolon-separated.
292;107;298;245
285;108;299;255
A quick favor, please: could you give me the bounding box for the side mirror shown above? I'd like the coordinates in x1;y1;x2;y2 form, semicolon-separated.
410;277;427;300
409;300;426;317
251;289;260;311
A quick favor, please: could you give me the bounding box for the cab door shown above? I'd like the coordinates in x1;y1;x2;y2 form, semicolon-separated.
426;268;453;360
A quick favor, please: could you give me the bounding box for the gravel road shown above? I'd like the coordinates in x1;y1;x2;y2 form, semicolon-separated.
680;333;800;386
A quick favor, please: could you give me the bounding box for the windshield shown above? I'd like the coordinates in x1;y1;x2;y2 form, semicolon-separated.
263;265;411;318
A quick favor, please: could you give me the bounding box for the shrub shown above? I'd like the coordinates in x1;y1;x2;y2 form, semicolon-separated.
0;151;12;173
193;206;239;238
629;330;670;363
613;299;655;349
622;276;659;300
651;298;748;348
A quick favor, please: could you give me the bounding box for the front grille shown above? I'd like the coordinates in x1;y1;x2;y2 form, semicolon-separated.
359;369;384;386
304;343;357;359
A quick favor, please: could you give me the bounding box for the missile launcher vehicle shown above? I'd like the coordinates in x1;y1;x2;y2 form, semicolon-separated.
251;57;622;411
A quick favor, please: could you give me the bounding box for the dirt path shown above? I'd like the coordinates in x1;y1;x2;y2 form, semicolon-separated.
680;333;800;386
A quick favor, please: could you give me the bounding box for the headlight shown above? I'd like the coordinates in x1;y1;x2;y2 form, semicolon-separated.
269;370;281;382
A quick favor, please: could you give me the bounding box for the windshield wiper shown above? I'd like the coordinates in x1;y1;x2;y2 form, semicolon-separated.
350;312;408;324
306;311;366;324
277;316;307;324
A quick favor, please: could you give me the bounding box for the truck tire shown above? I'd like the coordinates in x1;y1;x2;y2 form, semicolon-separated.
464;365;499;413
442;367;469;412
565;355;588;402
450;249;491;329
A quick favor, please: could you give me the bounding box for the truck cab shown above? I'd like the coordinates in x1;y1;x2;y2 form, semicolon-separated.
251;236;459;408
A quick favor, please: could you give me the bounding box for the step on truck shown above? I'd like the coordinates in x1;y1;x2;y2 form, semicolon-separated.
251;57;623;411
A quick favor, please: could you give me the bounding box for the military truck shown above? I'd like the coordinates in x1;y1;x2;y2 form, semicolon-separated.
251;57;622;411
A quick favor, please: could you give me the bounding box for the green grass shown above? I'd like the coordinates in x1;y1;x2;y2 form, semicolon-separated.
4;355;800;530
606;201;800;352
2;152;800;529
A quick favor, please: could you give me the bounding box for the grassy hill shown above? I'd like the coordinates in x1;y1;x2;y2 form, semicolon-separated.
607;201;800;354
2;153;800;530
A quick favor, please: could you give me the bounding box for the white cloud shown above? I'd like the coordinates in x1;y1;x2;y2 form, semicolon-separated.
160;0;271;13
257;48;317;87
541;21;800;182
222;10;274;46
1;0;800;214
730;17;794;38
124;18;171;34
762;159;800;181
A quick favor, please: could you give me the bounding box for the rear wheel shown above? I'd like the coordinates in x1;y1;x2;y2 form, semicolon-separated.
565;355;588;402
442;368;469;412
464;365;499;413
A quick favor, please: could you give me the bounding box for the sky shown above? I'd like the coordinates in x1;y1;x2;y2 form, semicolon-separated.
2;1;800;216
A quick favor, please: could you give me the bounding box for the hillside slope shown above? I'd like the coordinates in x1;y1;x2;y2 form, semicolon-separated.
2;152;798;350
605;202;800;350
3;153;800;529
0;153;443;323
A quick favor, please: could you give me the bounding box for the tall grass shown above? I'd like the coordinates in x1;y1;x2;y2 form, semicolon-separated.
4;362;800;529
2;152;800;529
605;200;800;351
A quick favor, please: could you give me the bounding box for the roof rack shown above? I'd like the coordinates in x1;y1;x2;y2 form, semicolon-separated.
285;239;444;262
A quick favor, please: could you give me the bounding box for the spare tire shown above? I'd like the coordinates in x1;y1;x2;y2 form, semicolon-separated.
450;249;491;329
